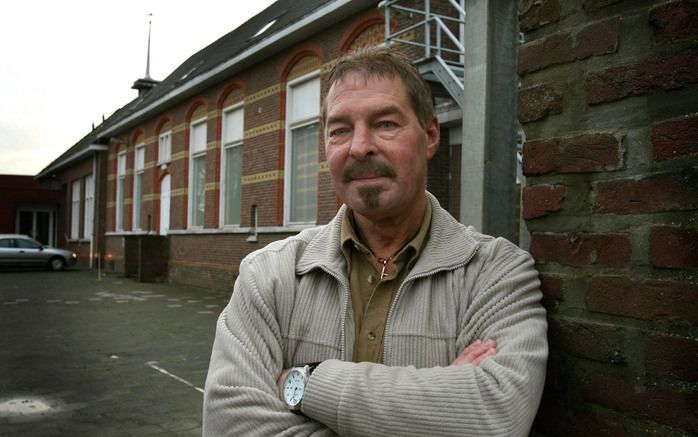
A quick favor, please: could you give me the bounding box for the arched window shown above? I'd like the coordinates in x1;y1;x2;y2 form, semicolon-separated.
283;54;322;226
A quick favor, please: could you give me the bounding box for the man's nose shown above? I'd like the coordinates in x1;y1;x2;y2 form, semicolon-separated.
349;125;377;160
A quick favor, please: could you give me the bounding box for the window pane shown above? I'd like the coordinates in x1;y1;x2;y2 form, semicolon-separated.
191;122;207;154
290;123;318;223
133;173;142;229
192;155;206;226
71;180;81;238
18;211;33;236
135;146;145;170
158;132;171;163
117;178;125;230
84;175;93;238
36;212;50;245
17;238;40;249
118;153;126;175
290;78;320;123
224;146;242;225
223;108;244;144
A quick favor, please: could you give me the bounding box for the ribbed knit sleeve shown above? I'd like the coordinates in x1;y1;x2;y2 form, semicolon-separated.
202;246;339;437
301;238;548;437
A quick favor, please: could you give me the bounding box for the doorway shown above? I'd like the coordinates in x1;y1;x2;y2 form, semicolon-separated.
16;208;55;246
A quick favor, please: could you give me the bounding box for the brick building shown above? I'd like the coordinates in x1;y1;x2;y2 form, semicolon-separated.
57;0;492;289
35;130;109;268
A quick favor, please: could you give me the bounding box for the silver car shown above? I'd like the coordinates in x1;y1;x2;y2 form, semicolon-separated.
0;234;77;271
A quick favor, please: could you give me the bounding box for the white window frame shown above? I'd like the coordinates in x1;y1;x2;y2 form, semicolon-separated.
220;103;244;227
84;174;94;240
116;151;127;231
70;179;81;239
188;117;208;228
133;144;145;230
284;70;320;226
158;130;172;165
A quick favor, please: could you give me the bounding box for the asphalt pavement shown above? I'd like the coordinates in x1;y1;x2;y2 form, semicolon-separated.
0;267;232;436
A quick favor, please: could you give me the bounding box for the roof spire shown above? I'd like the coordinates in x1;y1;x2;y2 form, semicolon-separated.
132;12;159;96
145;13;152;80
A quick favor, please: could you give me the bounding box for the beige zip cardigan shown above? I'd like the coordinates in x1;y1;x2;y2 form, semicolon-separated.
203;193;548;436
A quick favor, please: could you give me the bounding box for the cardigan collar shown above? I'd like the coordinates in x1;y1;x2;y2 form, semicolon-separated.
296;192;481;279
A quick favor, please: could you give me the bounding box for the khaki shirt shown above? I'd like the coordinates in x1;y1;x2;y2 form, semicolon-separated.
340;202;431;363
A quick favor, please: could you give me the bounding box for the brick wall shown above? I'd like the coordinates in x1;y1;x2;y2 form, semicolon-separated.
518;0;698;434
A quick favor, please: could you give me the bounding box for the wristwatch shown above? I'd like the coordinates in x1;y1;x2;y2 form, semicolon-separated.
282;363;319;411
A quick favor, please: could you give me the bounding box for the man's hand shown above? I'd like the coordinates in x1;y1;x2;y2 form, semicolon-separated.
277;368;292;400
451;339;497;366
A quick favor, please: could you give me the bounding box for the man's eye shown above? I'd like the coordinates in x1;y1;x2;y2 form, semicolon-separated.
330;128;349;137
378;121;397;129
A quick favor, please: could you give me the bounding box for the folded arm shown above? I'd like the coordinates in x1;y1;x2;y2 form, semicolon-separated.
300;247;548;437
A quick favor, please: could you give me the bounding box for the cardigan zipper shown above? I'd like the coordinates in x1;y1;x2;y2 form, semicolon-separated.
382;246;481;363
320;266;352;361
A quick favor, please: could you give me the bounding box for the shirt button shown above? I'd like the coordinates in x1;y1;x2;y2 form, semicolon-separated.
367;274;375;284
367;332;376;341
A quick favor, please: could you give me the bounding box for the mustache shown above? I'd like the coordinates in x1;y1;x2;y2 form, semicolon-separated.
341;160;397;183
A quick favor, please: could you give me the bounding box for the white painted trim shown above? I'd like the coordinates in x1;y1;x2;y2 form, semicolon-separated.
36;144;108;179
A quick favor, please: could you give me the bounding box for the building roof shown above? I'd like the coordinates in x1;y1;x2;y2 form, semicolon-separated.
37;0;377;179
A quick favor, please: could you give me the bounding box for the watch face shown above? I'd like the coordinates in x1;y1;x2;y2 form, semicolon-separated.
283;369;306;407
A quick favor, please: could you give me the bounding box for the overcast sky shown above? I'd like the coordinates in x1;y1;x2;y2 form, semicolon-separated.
0;0;276;176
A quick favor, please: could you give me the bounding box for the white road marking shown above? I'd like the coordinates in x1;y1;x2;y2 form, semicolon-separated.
94;291;147;301
167;304;182;308
146;361;204;394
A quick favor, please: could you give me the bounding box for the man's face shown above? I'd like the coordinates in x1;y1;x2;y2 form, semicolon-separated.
323;72;439;222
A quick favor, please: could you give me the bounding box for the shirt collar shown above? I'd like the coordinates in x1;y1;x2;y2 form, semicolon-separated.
340;199;432;267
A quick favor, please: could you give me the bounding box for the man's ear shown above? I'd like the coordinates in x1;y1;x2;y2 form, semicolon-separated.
424;116;440;160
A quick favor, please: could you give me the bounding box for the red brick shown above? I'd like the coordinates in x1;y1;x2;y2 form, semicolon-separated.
518;33;574;74
517;83;563;123
522;139;560;175
587;276;698;324
518;19;618;75
645;334;698;382
548;318;626;364
530;232;630;267
594;169;698;214
650;227;698;269
539;273;564;307
649;1;698;41
582;374;698;430
574;19;619;60
519;0;561;32
652;115;698;161
522;184;567;219
586;48;698;105
523;133;622;175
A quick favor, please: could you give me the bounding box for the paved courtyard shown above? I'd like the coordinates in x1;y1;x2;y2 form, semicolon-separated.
0;268;232;436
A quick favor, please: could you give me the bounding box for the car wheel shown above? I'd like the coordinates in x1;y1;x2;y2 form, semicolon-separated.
48;257;66;272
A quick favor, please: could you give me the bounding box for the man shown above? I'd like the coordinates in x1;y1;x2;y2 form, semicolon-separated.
203;47;547;436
